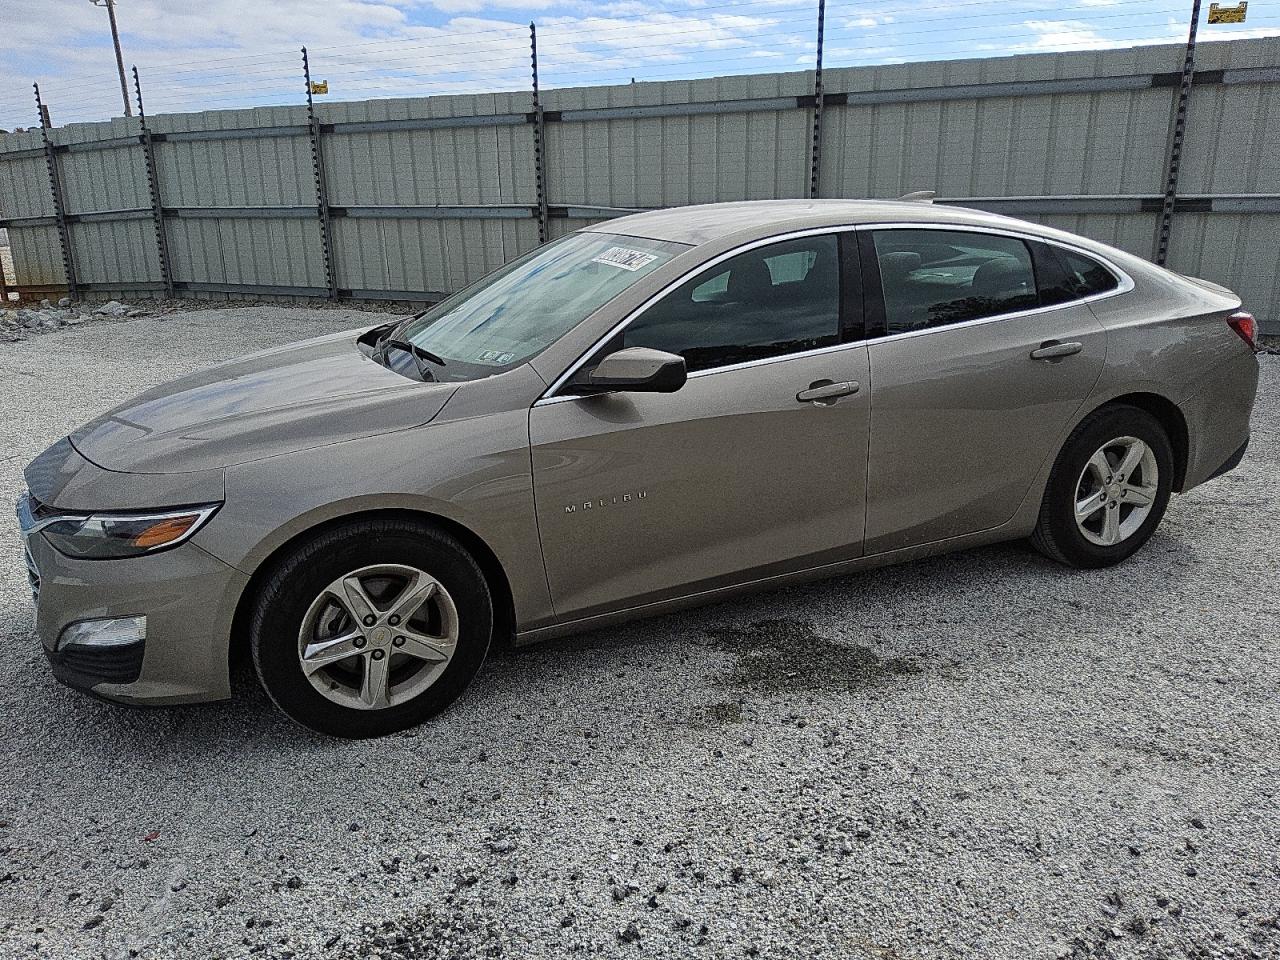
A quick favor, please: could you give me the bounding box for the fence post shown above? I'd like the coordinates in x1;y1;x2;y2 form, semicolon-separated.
33;83;77;301
132;67;173;298
808;0;826;199
530;22;550;243
1154;0;1202;266
302;47;338;299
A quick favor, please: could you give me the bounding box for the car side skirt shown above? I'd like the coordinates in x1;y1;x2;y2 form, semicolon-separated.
512;511;1039;647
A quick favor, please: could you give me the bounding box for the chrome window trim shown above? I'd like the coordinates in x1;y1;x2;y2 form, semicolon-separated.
856;221;1134;347
535;337;864;405
533;220;1134;406
535;225;851;405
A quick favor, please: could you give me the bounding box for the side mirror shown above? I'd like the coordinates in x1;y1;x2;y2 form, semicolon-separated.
574;346;687;394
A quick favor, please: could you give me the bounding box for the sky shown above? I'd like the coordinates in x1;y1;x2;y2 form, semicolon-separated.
1;0;1278;130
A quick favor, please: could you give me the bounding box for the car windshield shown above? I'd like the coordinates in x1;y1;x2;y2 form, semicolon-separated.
394;232;687;382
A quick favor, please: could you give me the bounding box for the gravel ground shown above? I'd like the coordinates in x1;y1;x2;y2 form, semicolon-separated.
0;306;1277;960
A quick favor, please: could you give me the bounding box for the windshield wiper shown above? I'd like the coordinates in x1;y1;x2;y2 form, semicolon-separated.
378;338;447;381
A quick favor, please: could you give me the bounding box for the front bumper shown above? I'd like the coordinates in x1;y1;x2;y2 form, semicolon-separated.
23;526;248;705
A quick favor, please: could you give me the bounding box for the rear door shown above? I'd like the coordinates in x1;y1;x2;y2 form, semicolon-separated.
529;232;871;620
860;226;1111;554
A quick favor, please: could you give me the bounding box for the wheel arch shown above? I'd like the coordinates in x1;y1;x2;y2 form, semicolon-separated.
227;507;517;676
1094;391;1190;492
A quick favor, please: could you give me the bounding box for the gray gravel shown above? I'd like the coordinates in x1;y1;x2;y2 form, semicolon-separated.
1;306;1278;960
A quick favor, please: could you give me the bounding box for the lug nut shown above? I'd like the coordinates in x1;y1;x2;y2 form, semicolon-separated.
388;615;401;626
393;636;406;647
353;637;367;648
371;649;385;661
362;615;376;627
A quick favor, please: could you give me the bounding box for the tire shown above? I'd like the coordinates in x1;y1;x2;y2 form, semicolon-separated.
1031;404;1174;569
250;518;493;738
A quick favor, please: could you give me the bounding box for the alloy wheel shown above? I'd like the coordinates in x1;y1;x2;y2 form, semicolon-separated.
297;563;459;710
1073;436;1159;547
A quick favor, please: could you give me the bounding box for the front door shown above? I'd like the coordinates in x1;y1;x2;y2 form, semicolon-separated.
530;232;870;621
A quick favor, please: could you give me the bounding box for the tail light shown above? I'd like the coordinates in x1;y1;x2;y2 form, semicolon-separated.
1227;311;1257;349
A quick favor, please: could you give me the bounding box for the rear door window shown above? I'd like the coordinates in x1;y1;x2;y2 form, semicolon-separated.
1036;244;1120;306
871;229;1038;334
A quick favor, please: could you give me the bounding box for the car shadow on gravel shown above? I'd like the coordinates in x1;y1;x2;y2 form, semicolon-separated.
496;543;1029;691
497;529;1197;697
19;528;1197;758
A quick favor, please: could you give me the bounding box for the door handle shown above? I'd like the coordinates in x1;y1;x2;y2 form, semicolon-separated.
797;380;860;404
1030;340;1084;362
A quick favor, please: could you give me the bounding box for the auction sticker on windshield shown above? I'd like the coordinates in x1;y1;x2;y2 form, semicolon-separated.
591;247;660;271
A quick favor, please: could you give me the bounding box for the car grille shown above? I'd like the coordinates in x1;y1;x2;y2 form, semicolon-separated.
24;543;40;603
18;490;55;605
26;493;59;523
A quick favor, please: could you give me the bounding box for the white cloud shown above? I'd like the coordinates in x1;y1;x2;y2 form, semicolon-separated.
0;0;793;127
844;15;894;29
430;0;555;13
5;0;1278;131
1019;19;1115;50
1015;17;1280;54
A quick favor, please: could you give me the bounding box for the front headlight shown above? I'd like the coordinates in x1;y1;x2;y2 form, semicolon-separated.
40;505;221;560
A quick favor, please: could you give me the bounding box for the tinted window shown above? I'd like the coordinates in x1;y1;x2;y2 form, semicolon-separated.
620;234;840;372
872;229;1038;333
1059;245;1121;299
1034;244;1120;307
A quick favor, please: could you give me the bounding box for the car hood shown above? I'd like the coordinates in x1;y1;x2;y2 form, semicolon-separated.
70;328;457;474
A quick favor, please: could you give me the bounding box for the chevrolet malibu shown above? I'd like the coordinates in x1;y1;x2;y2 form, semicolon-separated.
17;200;1259;737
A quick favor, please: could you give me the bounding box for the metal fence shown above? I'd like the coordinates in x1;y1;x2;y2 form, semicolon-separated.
1;33;1278;329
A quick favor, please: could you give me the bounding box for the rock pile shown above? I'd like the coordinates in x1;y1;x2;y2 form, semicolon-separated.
0;298;150;341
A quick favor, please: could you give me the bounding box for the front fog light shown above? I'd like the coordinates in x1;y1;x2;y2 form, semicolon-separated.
57;616;147;651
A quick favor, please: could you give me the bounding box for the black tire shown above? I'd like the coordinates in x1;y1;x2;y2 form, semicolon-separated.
1031;404;1174;569
250;518;492;738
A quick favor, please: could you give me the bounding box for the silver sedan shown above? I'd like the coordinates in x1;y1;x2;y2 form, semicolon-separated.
17;200;1260;737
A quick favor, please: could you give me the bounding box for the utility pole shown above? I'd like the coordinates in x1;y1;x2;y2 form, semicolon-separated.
1153;0;1202;265
808;0;826;199
530;22;549;243
90;0;132;117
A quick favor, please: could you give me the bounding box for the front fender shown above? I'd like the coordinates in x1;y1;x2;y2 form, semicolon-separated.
191;409;554;630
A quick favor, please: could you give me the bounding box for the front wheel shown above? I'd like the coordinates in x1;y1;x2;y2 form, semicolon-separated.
250;518;493;738
1031;405;1174;569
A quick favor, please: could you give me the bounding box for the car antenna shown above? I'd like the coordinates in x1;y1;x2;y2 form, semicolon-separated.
898;190;936;203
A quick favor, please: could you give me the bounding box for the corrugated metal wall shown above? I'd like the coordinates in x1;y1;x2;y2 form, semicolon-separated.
320;92;539;295
1;38;1277;326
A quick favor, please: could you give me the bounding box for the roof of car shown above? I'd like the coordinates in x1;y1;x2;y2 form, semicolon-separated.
583;198;1029;246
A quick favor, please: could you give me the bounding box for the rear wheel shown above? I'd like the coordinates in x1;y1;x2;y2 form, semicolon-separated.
1031;405;1173;568
250;518;492;738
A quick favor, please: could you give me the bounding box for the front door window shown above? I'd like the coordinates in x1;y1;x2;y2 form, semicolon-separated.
618;234;841;372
